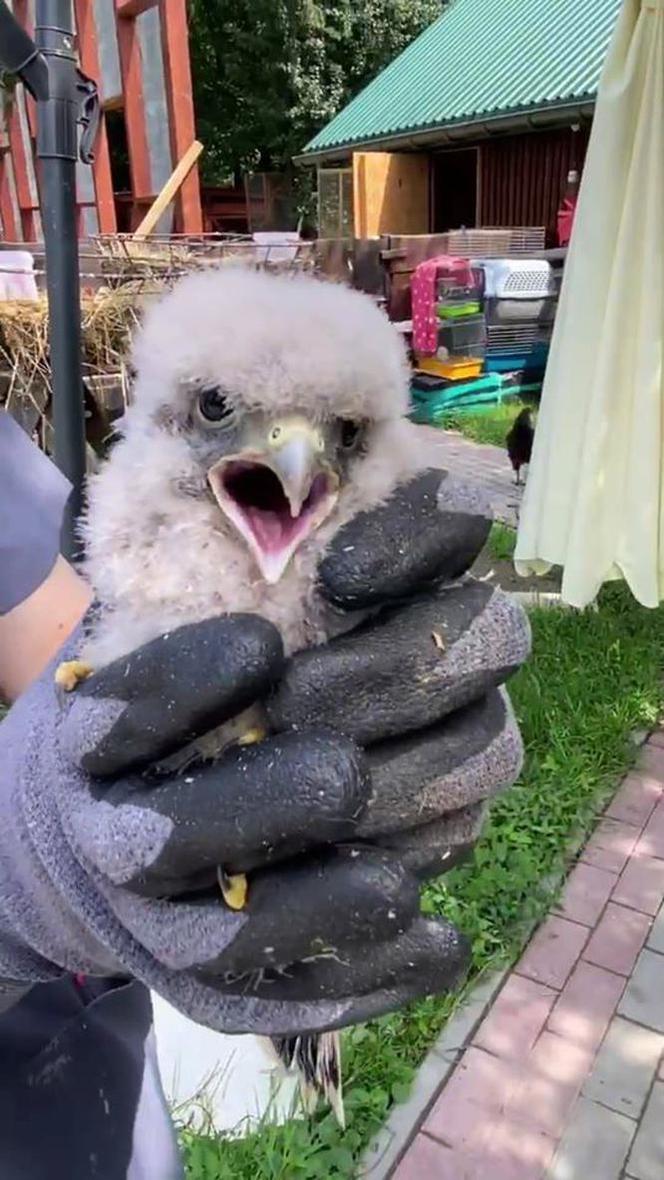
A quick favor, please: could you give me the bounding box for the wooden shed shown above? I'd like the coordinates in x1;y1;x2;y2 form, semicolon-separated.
300;0;619;244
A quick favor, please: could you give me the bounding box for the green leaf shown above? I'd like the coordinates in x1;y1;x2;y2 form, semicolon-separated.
391;1082;412;1104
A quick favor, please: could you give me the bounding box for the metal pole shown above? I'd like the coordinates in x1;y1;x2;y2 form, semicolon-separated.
0;0;99;560
35;1;85;560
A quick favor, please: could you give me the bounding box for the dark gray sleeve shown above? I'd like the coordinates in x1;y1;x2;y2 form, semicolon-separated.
0;411;71;614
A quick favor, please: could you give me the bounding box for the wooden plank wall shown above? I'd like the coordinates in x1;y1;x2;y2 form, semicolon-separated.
0;0;202;241
76;0;116;235
479;126;590;243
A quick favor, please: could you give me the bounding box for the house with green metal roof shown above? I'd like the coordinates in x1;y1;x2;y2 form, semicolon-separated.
299;0;621;242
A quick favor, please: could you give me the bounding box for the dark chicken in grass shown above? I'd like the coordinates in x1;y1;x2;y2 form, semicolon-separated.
506;408;535;485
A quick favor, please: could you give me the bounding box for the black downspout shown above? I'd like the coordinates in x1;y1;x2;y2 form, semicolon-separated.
0;0;100;560
35;1;85;559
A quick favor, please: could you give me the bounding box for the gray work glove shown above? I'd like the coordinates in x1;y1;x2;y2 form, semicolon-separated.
0;470;529;1036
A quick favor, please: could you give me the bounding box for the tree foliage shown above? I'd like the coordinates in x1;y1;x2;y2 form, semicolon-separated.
187;1;445;182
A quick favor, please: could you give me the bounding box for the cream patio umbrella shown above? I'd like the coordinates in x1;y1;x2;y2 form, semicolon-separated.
514;0;664;607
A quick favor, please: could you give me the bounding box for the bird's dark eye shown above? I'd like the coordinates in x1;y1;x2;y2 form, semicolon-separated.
340;420;362;450
198;387;234;424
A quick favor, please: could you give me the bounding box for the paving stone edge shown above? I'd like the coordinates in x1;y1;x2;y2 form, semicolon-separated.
359;967;508;1179
359;729;651;1180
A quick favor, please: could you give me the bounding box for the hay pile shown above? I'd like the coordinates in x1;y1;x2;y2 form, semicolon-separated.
0;233;320;448
0;286;148;432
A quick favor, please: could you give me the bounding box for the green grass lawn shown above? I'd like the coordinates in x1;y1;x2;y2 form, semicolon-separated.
488;522;518;563
441;400;533;449
181;585;664;1179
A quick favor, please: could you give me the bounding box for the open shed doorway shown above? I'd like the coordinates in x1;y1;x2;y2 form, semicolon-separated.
432;147;479;232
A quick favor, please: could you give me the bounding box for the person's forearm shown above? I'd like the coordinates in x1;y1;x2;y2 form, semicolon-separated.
0;557;91;702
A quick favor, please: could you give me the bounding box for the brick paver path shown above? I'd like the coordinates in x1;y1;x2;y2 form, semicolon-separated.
393;735;664;1180
419;427;524;527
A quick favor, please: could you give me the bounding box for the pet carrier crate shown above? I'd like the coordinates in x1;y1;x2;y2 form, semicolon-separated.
484;298;557;326
438;314;487;357
479;259;555;298
485;323;551;374
476;259;558;325
486;323;552;350
436;265;484;319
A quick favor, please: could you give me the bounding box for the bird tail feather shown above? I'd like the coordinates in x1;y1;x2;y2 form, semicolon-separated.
266;1031;345;1128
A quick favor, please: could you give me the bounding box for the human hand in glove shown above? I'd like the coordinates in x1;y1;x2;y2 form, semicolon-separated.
0;470;529;1039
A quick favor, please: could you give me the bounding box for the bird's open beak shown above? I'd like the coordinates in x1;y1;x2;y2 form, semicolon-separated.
269;430;322;518
208;417;339;584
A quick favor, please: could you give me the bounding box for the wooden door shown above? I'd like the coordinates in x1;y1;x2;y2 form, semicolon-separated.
352;151;429;238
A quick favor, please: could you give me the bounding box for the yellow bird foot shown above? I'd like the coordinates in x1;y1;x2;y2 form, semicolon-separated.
237;727;267;747
217;866;249;911
54;660;94;693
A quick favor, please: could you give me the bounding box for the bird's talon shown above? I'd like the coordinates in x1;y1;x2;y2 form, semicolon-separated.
54;660;94;692
237;727;267;747
217;866;249;911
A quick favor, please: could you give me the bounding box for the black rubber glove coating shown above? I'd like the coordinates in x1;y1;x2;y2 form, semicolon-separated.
268;581;519;746
318;469;491;610
99;731;371;896
77;615;284;777
203;915;470;1011
197;847;421;975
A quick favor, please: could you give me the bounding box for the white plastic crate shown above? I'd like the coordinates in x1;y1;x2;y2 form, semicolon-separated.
485;295;557;326
474;259;556;300
0;250;38;300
